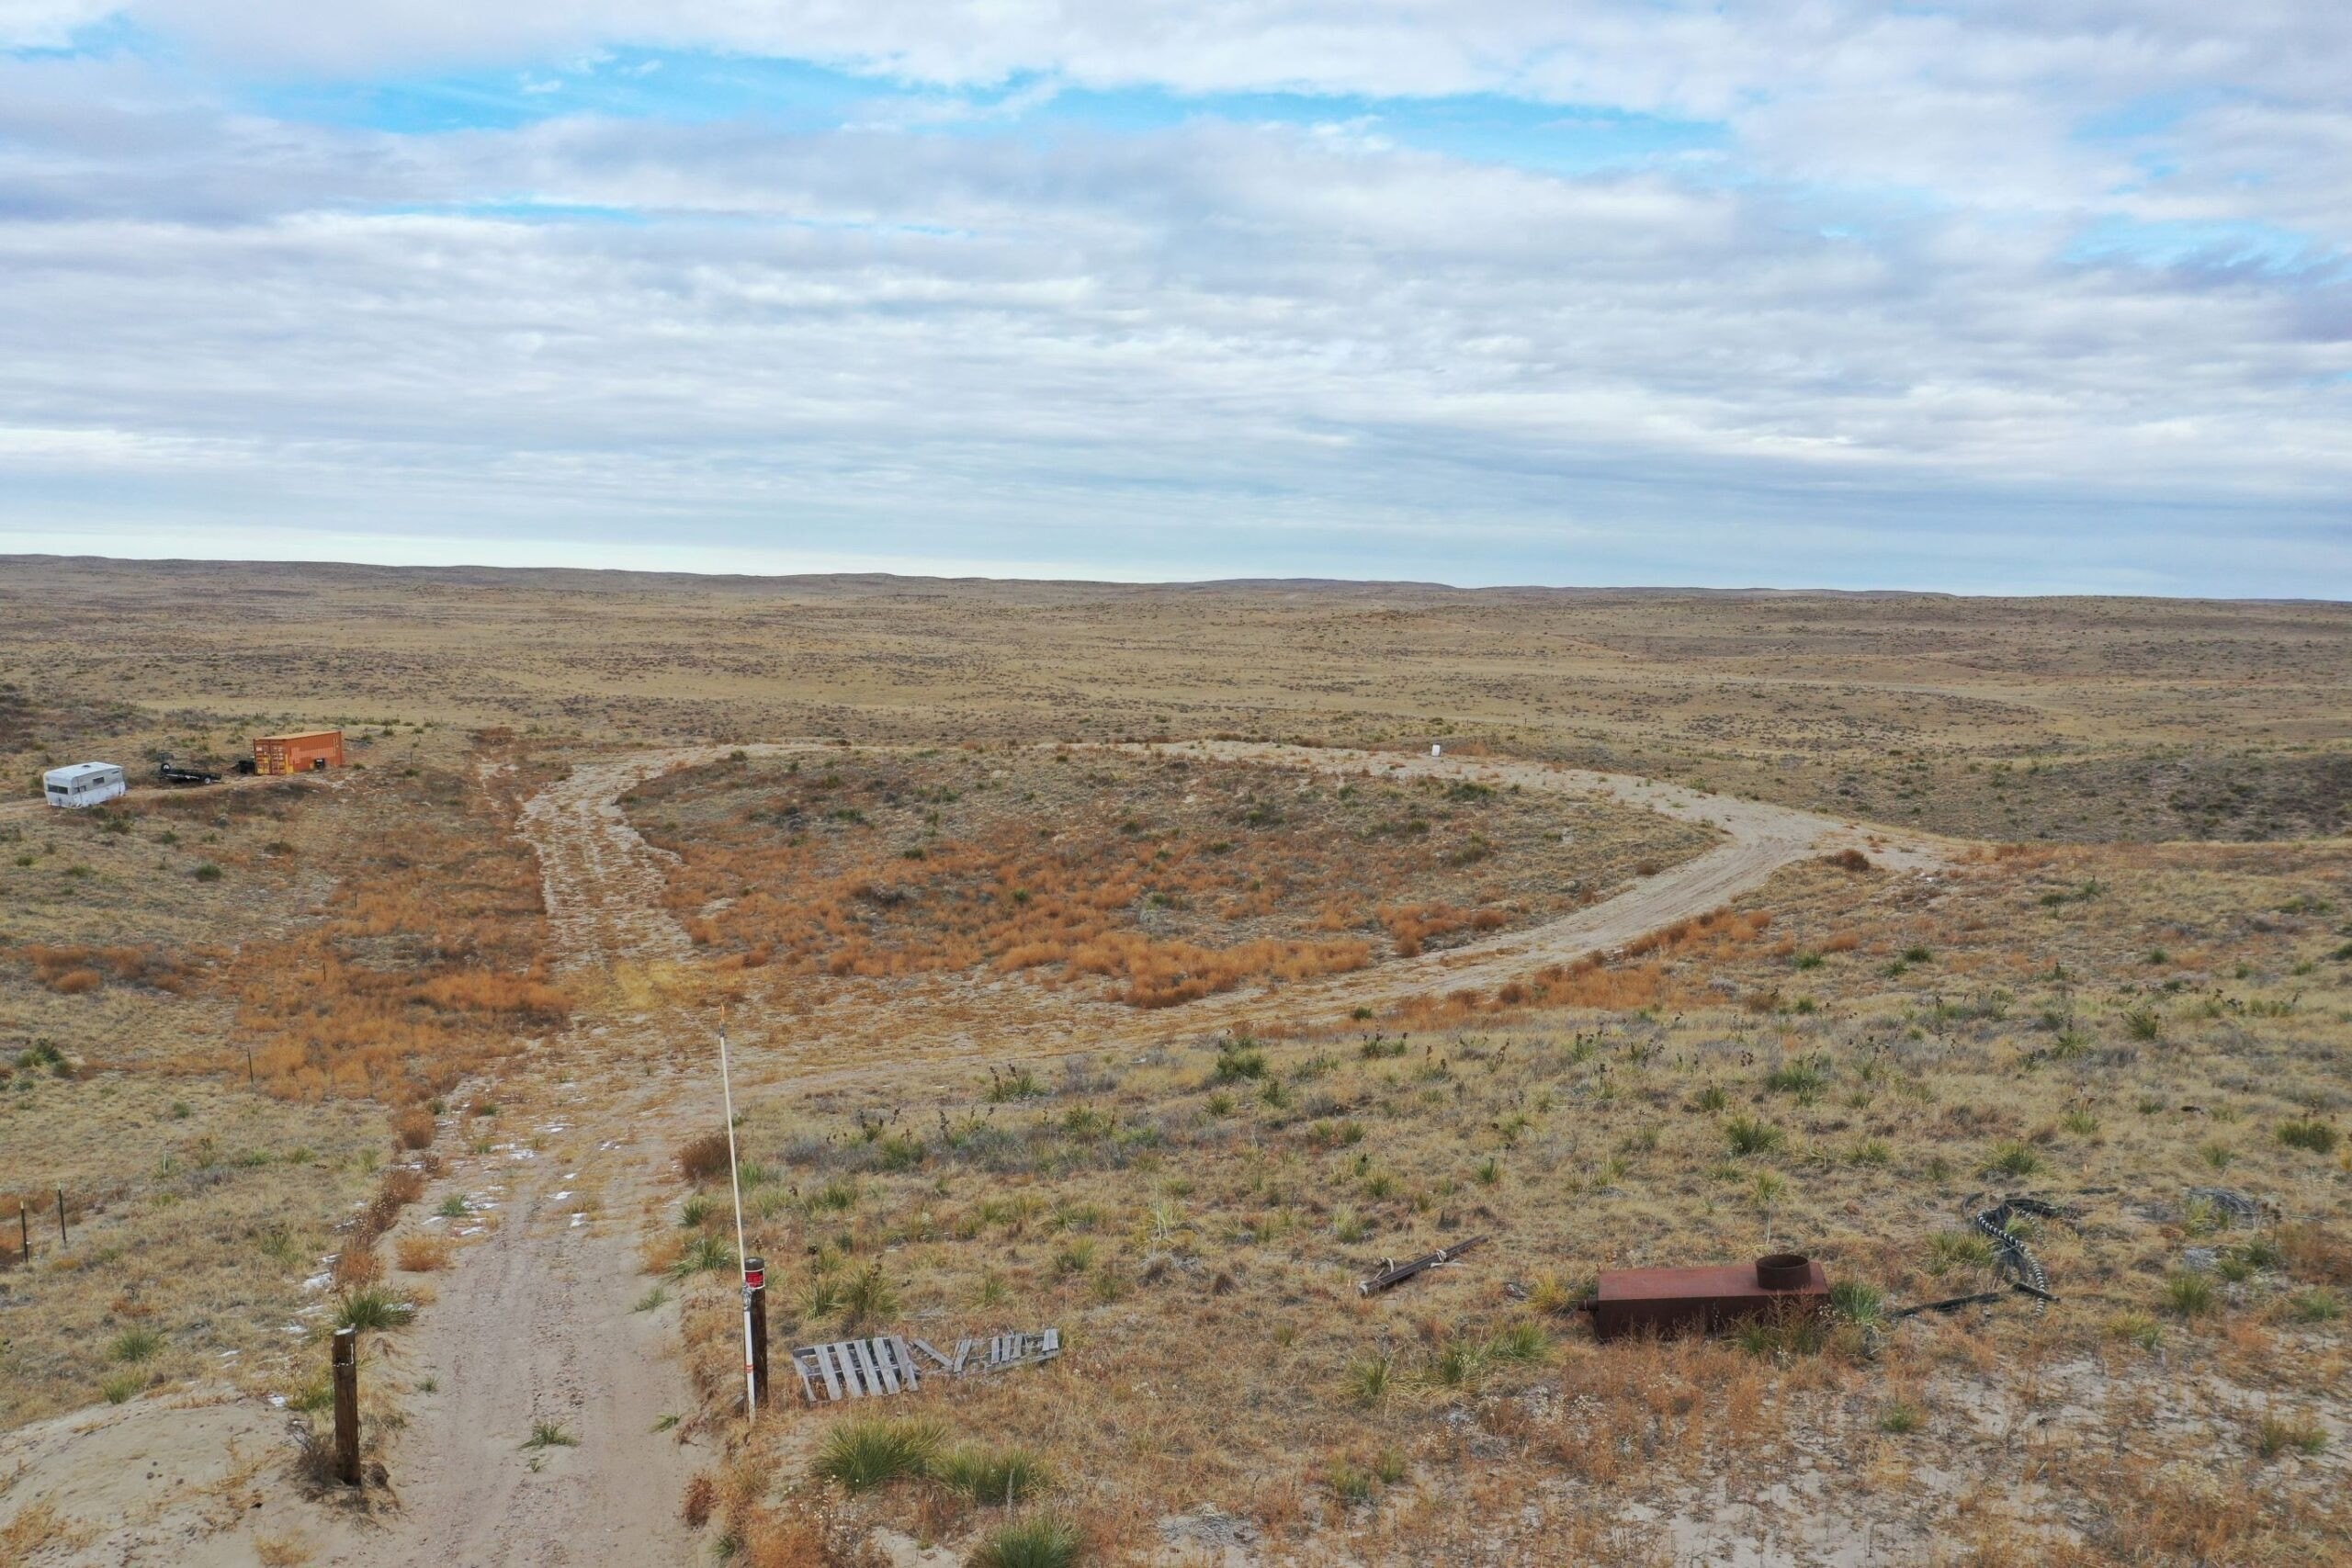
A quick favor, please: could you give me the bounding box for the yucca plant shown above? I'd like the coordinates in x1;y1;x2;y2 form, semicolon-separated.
668;1233;733;1280
335;1288;414;1331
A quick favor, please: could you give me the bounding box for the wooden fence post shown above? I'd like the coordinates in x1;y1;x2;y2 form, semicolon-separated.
331;1326;361;1486
17;1200;27;1265
746;1259;770;1410
55;1189;65;1248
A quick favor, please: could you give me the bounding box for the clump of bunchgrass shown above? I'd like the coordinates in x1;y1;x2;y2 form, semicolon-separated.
334;1288;414;1331
934;1445;1049;1506
1828;1280;1885;1326
669;1234;733;1280
2163;1271;2218;1318
1984;1140;2042;1178
1877;1399;1923;1434
2286;1290;2341;1324
2255;1410;2328;1460
1526;1272;1593;1316
1423;1339;1484;1390
835;1263;899;1329
2276;1119;2338;1156
1723;1115;1783;1156
1926;1230;1996;1276
813;1416;946;1493
970;1513;1082;1568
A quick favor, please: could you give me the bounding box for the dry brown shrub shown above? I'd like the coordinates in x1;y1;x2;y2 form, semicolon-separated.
253;1536;313;1568
630;750;1669;1010
0;1503;84;1560
393;1235;450;1272
416;973;568;1021
733;1496;861;1568
1826;847;1873;871
1068;931;1371;1008
680;1473;717;1529
1379;900;1494;956
677;1132;732;1185
205;747;565;1103
1396;904;1771;1025
2276;1222;2352;1287
335;1166;430;1284
391;1108;435;1150
379;1168;424;1207
23;943;186;996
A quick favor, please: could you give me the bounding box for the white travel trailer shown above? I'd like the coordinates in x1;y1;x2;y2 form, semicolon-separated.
43;762;127;808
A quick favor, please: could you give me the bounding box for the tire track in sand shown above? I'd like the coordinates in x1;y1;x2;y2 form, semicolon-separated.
349;751;725;1568
362;741;1952;1564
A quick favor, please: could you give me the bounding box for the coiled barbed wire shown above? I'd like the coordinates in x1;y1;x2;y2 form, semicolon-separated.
1971;1195;2073;1294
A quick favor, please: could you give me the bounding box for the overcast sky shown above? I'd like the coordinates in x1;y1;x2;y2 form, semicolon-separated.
2;3;2346;594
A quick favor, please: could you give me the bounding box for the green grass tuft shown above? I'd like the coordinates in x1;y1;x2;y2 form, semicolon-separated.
1723;1114;1783;1156
933;1445;1049;1506
335;1287;415;1331
812;1416;945;1492
520;1420;577;1450
970;1513;1083;1568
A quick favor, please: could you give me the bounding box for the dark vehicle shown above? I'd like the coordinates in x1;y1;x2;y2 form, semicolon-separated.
157;757;223;786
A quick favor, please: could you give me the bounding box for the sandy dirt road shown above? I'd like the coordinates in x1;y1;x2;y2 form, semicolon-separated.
335;740;1949;1563
1;740;1951;1566
1120;740;1948;1027
334;751;729;1568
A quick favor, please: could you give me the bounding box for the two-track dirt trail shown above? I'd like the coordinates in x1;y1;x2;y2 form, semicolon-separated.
357;740;1948;1564
345;750;725;1568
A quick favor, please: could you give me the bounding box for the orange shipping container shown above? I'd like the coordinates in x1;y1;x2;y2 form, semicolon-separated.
254;729;345;775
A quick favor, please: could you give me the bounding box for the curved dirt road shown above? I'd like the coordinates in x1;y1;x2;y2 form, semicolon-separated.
1116;740;1946;1026
338;740;1951;1565
1;741;1951;1568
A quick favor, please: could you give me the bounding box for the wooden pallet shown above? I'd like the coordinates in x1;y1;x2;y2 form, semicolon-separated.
791;1328;1061;1403
791;1335;927;1403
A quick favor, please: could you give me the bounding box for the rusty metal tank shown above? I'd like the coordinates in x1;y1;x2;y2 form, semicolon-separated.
1589;1254;1829;1340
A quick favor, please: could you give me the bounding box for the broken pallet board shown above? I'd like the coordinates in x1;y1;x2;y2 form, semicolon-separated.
797;1329;1060;1403
791;1335;925;1404
1356;1235;1489;1297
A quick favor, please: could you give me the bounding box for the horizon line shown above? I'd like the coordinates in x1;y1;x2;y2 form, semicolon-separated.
6;550;2346;608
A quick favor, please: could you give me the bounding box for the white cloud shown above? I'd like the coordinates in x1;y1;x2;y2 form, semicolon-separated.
0;0;110;49
0;5;2345;591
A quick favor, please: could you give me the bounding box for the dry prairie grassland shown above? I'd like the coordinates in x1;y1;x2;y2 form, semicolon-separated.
6;557;2349;845
1;559;2349;1566
625;747;1713;1007
660;843;2352;1565
0;728;568;1427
